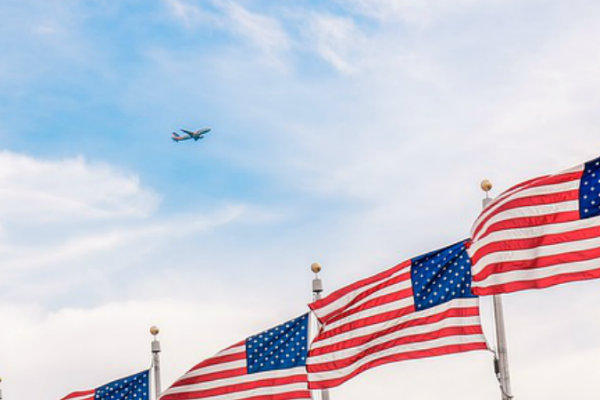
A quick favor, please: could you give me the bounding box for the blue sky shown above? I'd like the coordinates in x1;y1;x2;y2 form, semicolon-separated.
2;0;600;399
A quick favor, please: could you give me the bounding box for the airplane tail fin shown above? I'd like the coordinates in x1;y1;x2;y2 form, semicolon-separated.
172;132;181;141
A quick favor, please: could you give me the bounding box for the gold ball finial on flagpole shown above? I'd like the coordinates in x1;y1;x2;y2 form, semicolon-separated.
311;262;322;274
481;179;492;193
150;325;160;336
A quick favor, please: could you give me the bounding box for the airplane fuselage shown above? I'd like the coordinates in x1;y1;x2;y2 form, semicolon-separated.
172;128;211;142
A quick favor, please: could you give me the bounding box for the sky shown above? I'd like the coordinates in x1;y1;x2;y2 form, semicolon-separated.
1;0;600;398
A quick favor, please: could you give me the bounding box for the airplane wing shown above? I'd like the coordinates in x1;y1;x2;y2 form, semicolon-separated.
180;129;194;135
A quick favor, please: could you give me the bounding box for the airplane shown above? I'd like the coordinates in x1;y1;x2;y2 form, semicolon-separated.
172;128;211;142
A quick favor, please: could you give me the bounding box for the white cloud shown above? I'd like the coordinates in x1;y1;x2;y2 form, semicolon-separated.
0;205;244;275
307;15;364;75
32;23;59;36
238;1;600;218
164;0;199;24
478;21;600;172
163;0;219;28
0;151;159;223
338;0;501;25
0;150;270;307
163;0;290;68
0;298;292;400
221;1;290;58
0;1;106;91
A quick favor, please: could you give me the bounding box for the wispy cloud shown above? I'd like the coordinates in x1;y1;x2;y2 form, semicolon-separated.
221;1;290;60
306;14;364;75
0;151;159;222
163;0;220;27
0;150;275;307
478;21;600;170
337;0;501;25
163;0;291;68
0;205;245;275
1;298;288;399
0;1;105;90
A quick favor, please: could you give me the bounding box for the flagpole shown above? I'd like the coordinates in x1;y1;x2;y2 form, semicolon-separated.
150;325;162;400
311;263;331;400
481;180;513;399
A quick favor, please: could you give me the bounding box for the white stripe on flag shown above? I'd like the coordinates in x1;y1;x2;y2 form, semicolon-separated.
308;315;482;364
476;256;600;288
469;215;600;256
163;382;308;400
312;265;411;319
308;333;486;384
162;367;307;395
474;200;579;241
472;178;581;235
311;297;475;349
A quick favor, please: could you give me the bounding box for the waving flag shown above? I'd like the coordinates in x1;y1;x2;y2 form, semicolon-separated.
160;314;311;400
469;156;600;295
307;240;488;389
61;370;149;400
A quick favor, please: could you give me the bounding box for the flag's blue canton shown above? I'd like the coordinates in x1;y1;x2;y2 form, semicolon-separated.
580;156;600;219
95;370;149;400
246;313;309;374
411;240;476;311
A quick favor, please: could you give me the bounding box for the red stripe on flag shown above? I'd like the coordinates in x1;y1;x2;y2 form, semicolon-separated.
484;171;580;216
172;367;247;387
472;189;580;239
505;171;581;194
320;272;411;324
471;224;600;266
313;304;416;342
474;246;600;282
242;391;313;400
308;342;488;389
309;261;411;313
308;325;484;373
163;390;312;400
325;286;413;326
525;171;583;188
476;211;580;242
61;391;95;400
160;374;308;400
499;175;549;197
310;306;481;356
472;267;600;295
189;351;246;372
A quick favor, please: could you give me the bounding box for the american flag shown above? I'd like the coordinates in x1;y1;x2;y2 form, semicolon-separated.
307;240;488;389
160;314;311;400
60;370;149;400
469;156;600;295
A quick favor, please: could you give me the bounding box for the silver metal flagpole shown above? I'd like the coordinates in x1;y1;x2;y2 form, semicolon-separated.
311;262;331;400
481;180;513;400
150;325;162;400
